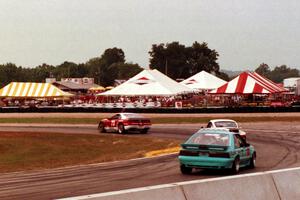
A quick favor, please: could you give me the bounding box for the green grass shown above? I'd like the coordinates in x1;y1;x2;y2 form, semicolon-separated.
0;116;300;124
0;132;180;173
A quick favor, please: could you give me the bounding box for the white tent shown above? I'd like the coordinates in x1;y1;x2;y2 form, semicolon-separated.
98;69;193;96
181;71;227;90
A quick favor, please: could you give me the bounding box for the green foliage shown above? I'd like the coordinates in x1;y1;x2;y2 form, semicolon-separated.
0;63;25;87
255;63;299;83
0;47;141;87
108;63;143;80
216;71;230;81
149;41;220;79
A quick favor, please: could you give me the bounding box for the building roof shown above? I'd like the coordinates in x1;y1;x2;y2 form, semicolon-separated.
210;71;286;94
98;69;193;96
0;82;73;97
181;71;227;90
54;81;101;90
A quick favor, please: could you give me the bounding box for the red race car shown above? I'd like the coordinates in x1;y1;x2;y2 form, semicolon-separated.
98;113;151;134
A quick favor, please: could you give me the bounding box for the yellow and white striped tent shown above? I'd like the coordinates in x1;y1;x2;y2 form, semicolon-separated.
0;82;73;98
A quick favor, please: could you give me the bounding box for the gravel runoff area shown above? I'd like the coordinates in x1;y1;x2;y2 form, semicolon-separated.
1;112;300;118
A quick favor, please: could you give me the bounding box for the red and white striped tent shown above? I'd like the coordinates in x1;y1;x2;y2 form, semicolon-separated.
210;71;286;94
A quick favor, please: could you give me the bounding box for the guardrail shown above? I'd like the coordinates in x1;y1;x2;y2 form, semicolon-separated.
58;167;300;200
1;106;300;113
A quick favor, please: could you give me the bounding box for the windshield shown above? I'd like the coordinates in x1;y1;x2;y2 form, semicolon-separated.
215;121;237;128
187;132;230;146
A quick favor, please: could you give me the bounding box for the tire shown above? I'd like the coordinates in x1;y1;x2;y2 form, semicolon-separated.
140;129;148;134
230;157;240;174
249;152;256;169
180;165;192;174
98;122;106;133
118;123;126;134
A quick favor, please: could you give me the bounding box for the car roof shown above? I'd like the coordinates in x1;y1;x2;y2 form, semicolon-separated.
197;128;238;135
209;119;237;123
119;113;145;118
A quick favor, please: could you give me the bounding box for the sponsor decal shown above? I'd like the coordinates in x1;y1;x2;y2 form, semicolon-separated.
185;79;197;85
131;77;155;85
246;148;250;156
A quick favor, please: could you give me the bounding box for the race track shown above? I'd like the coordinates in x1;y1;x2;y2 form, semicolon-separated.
0;122;300;200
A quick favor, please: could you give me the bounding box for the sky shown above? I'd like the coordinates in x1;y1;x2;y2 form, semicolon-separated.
0;0;300;71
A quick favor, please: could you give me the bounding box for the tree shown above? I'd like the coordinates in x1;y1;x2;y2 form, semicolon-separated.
149;41;220;79
269;65;299;83
98;48;126;86
255;63;271;78
186;42;220;75
108;63;143;80
100;48;125;66
216;71;230;81
0;47;139;87
31;63;56;82
85;48;133;86
255;63;299;83
0;63;24;87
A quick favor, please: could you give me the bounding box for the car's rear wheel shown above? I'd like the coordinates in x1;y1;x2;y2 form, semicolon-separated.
118;124;126;134
98;122;106;133
140;128;149;134
249;152;256;169
180;165;192;174
230;157;240;174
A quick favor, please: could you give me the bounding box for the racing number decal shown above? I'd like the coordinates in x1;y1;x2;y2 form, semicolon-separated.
111;120;116;127
246;148;250;156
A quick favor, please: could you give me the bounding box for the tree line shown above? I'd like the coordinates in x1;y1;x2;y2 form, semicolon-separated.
0;42;299;88
255;63;299;83
0;48;143;88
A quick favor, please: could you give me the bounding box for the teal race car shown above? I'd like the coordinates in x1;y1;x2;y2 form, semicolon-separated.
178;128;256;174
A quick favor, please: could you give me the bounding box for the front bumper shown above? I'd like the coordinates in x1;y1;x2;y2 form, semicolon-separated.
179;156;234;169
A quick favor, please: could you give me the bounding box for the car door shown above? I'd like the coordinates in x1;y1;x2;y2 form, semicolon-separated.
236;134;252;163
233;134;247;165
110;114;120;130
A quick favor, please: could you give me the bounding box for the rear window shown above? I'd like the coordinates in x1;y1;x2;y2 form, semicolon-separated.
123;113;144;118
187;132;230;146
215;121;237;128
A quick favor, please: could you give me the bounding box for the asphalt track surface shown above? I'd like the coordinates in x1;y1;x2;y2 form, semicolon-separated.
0;123;300;200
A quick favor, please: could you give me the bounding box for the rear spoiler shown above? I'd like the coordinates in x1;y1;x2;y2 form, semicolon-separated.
229;128;239;133
181;144;228;151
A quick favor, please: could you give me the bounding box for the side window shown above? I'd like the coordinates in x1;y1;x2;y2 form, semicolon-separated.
234;136;240;148
207;122;212;128
111;114;120;120
234;135;244;148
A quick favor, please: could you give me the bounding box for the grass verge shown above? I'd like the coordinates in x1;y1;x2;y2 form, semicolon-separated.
0;132;180;173
0;116;300;124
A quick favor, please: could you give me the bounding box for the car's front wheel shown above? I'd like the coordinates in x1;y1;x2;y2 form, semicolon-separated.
118;124;126;134
180;165;192;174
230;157;240;174
249;152;256;169
98;122;106;133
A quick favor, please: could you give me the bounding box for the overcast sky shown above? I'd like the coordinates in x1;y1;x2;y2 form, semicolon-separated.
0;0;300;70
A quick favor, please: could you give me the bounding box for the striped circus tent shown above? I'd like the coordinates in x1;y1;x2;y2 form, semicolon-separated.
210;71;286;94
0;82;73;98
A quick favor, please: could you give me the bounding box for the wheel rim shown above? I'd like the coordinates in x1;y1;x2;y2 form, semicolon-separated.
118;125;123;133
235;160;240;171
253;155;256;166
